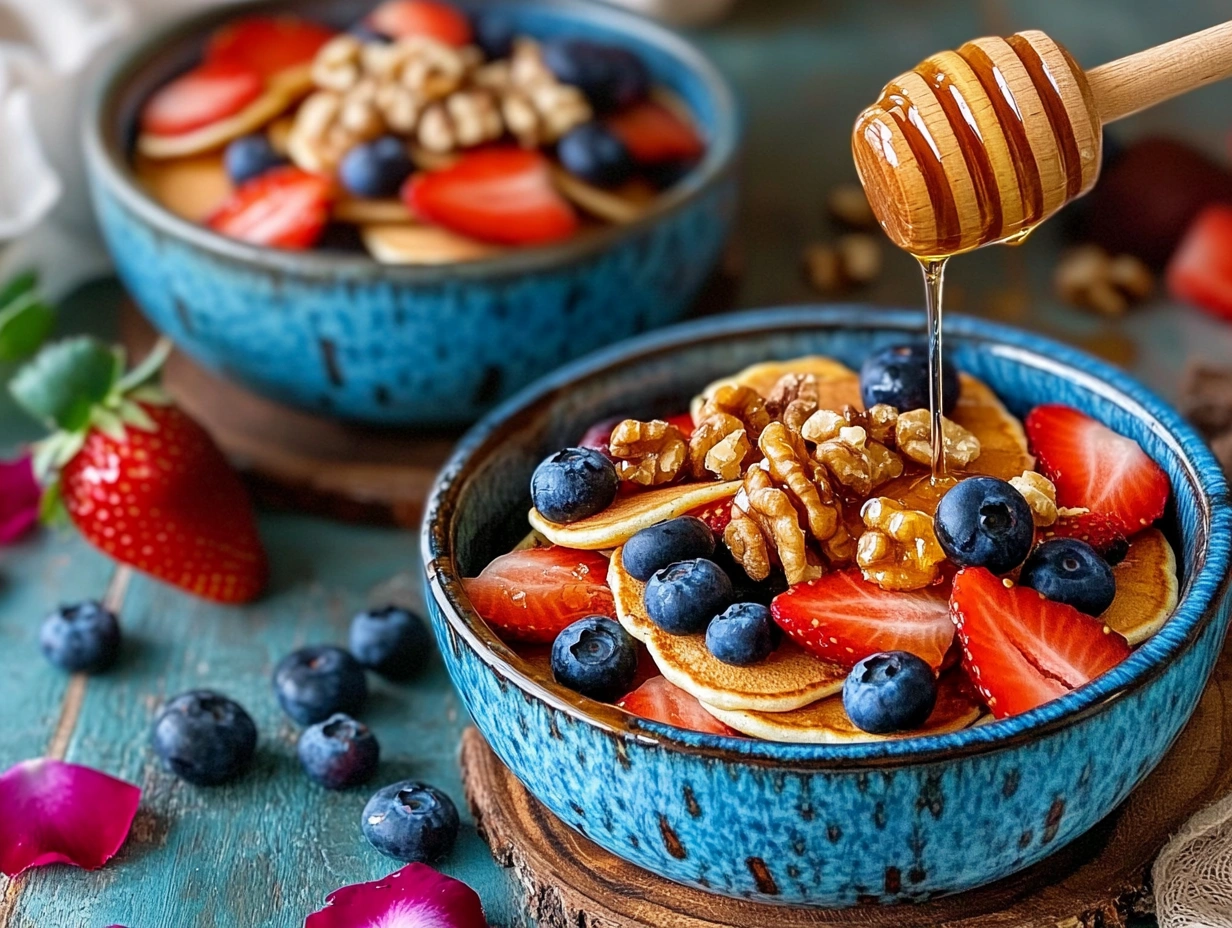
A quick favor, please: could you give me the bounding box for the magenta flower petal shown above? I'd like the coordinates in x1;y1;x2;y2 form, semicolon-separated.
0;454;40;545
0;759;141;877
305;864;487;928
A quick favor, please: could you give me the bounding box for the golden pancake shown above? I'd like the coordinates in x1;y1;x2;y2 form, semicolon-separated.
137;66;312;159
551;168;655;224
530;481;739;551
362;224;502;264
692;356;859;419
1102;527;1178;645
134;151;232;222
702;671;984;743
607;551;846;712
335;197;415;224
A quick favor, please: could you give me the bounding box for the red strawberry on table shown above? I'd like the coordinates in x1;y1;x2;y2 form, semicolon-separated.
607;101;705;165
1037;510;1130;565
206;16;336;80
11;338;267;604
770;569;954;670
404;148;579;246
208;167;333;249
1025;404;1169;536
366;0;473;45
618;676;737;736
462;546;614;644
1167;204;1232;323
139;60;264;137
950;568;1131;719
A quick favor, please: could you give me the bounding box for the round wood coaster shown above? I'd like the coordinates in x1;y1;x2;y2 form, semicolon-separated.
461;641;1232;928
120;304;458;528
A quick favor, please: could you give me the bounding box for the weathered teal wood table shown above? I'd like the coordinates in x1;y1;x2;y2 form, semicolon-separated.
3;1;1232;925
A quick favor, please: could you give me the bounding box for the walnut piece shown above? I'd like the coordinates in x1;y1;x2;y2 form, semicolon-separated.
726;466;824;587
1009;471;1059;527
1055;244;1154;317
803;234;883;293
895;409;981;468
800;403;898;446
856;497;946;591
609;419;688;486
689;412;750;481
826;182;877;229
766;373;822;432
814;425;904;497
695;383;772;440
759;422;840;542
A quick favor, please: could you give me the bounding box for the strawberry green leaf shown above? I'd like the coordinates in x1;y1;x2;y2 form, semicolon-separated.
0;271;37;307
0;272;54;362
10;337;123;432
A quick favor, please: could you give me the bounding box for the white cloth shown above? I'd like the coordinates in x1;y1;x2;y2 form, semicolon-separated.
1154;791;1232;927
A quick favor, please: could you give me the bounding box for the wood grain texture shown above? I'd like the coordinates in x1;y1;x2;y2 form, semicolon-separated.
464;629;1232;928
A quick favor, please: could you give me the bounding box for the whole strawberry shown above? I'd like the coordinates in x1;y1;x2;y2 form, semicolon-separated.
12;338;267;603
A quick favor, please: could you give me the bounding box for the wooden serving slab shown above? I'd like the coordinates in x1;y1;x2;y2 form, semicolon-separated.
462;637;1232;928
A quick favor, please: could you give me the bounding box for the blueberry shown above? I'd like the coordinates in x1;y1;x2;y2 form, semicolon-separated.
39;601;120;673
622;516;715;581
273;646;368;725
558;123;634;188
706;603;776;666
935;476;1035;574
362;780;459;862
530;447;619;524
843;651;937;734
860;343;959;415
350;606;432;680
709;545;789;606
551;616;638;701
471;12;515;59
223;134;286;185
643;558;734;635
1020;538;1117;616
151;690;257;786
541;39;648;113
339;135;414;199
297;713;380;790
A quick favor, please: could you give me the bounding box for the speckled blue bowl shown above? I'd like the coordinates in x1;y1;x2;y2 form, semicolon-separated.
83;0;738;426
422;307;1232;907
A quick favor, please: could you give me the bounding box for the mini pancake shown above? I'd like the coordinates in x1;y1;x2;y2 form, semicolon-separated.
607;551;846;711
530;480;739;551
692;356;859;419
137;66;312;159
334;197;416;224
362;224;502;264
1101;527;1178;645
702;670;984;744
134;152;232;222
551;168;655;224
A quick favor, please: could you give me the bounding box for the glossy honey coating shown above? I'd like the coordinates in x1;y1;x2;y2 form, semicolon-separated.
853;30;1103;258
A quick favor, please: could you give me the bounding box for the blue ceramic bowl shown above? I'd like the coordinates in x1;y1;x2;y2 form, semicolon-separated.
83;0;739;426
422;307;1232;906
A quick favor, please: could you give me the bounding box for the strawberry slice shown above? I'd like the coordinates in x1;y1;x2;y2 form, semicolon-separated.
1167;204;1232;322
687;499;732;537
367;0;473;45
207;167;332;249
770;569;954;670
607;101;704;165
1025;405;1169;535
665;412;696;439
140;60;264;137
462;546;614;644
951;568;1131;719
1037;510;1130;565
207;16;336;79
617;676;737;735
404;148;579;246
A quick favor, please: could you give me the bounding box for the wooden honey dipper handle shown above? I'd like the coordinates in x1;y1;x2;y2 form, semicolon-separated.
1087;20;1232;124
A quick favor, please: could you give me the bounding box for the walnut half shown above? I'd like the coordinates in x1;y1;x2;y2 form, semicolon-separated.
1010;471;1059;527
895;409;981;469
856;497;946;591
609;419;688;486
724;465;824;587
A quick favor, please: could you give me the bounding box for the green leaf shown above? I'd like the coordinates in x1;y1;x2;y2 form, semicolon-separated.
0;270;38;307
0;291;55;362
38;482;67;527
10;337;123;431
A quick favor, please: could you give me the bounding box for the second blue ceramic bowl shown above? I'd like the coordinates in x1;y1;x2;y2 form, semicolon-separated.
84;0;739;425
423;307;1232;906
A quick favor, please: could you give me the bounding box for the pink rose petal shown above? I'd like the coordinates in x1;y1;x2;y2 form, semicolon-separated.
305;864;487;928
0;759;141;877
0;454;40;545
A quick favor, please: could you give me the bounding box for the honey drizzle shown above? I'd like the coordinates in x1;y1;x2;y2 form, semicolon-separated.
1006;34;1083;200
878;85;963;254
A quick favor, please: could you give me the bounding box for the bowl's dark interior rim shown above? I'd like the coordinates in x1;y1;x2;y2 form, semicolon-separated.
83;0;739;281
423;307;1232;770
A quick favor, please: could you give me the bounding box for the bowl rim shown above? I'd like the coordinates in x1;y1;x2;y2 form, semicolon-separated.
82;0;740;281
422;306;1232;769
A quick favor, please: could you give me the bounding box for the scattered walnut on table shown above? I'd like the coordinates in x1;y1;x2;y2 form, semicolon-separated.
803;234;883;293
856;497;946;591
1054;244;1154;317
608;419;688;486
1009;471;1059;527
895;409;981;468
826;181;878;230
759;422;841;543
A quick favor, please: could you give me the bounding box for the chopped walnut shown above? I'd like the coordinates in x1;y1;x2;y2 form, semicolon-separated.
766;373;822;432
609;419;688;486
474;40;591;147
688;412;750;481
1009;471;1059;527
725;502;772;582
814;425;904;497
759;422;840;542
821;516;857;566
856;497;946;591
826;182;877;230
417;89;504;152
800;404;898;446
726;466;824;586
695;383;772;440
1054;244;1154;317
895;409;981;468
803;234;883;293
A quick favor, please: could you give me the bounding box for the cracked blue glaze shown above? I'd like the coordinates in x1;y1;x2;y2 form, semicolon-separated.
84;0;739;426
423;308;1232;906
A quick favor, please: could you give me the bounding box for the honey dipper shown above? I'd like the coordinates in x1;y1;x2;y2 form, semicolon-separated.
853;22;1232;257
